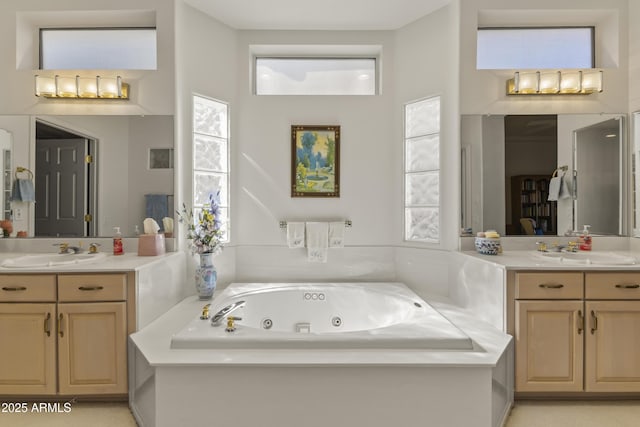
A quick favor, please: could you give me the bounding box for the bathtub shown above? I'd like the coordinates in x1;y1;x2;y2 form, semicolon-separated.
170;282;474;350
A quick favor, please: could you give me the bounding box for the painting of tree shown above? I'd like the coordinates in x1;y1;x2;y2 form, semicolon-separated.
291;125;340;197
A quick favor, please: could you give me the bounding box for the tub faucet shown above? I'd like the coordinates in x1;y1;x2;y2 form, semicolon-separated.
211;300;246;326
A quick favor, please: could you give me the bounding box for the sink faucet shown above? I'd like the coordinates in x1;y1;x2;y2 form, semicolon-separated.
211;300;246;326
54;243;83;254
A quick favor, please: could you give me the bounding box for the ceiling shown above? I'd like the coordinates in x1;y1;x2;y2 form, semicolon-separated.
183;0;451;30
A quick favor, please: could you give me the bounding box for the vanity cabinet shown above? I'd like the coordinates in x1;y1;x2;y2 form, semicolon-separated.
511;271;640;394
0;273;130;396
0;275;57;395
584;272;640;392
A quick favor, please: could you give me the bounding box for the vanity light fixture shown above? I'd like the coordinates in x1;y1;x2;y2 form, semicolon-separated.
34;75;129;99
507;70;603;95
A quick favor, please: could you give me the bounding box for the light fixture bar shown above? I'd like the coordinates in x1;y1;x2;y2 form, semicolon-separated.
507;70;602;95
35;75;129;99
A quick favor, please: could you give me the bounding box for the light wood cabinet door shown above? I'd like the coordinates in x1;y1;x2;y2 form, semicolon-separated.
585;300;640;392
57;302;127;395
0;303;56;394
515;300;584;392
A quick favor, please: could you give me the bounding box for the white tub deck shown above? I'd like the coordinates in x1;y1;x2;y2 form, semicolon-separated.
130;286;513;427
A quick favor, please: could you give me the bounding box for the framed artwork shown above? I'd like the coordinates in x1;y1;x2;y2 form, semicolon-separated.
291;125;340;197
149;148;174;169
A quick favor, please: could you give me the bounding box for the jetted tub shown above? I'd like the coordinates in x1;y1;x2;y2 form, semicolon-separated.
170;282;475;350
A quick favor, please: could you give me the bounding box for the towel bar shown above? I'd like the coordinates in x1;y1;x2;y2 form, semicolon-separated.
279;220;352;229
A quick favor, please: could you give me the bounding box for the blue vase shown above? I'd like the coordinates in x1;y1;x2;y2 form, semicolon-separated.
195;252;217;300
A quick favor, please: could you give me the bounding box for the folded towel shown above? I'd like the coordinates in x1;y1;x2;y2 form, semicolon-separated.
11;179;35;202
329;221;345;248
305;222;328;263
286;222;305;248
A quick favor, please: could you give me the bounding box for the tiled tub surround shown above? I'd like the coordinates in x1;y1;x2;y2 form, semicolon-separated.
130;283;513;427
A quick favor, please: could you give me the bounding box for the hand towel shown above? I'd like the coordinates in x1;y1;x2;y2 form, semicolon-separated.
558;175;572;200
145;194;170;231
286;222;305;248
305;222;328;263
547;176;561;201
11;179;36;202
329;221;345;248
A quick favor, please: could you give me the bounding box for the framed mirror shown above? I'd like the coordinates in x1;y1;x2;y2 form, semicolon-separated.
461;113;626;237
0;115;174;238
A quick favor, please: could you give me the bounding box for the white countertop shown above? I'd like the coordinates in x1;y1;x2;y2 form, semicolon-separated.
130;293;512;368
0;251;182;273
462;250;640;271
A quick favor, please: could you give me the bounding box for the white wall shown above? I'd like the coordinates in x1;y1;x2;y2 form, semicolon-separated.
174;0;238;284
460;0;629;115
395;3;460;251
629;0;640;112
127;116;175;234
0;0;175;116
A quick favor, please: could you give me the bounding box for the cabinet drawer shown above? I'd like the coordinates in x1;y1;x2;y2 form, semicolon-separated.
58;274;126;302
585;272;640;300
0;275;56;302
515;272;584;299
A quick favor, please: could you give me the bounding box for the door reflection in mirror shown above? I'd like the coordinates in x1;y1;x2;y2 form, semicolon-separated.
35;120;97;237
573;118;622;235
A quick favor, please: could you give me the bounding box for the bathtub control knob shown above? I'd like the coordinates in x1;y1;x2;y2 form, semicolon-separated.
225;316;237;332
200;304;211;320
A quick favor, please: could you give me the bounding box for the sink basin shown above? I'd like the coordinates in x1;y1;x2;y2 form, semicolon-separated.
534;251;638;265
1;252;107;268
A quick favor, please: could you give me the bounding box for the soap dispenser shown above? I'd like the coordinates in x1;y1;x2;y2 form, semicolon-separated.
113;226;124;256
579;225;592;251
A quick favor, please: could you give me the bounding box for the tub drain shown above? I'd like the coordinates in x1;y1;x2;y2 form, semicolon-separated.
331;316;342;327
262;318;273;329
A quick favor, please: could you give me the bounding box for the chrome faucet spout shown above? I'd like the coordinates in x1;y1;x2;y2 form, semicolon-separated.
211;300;246;326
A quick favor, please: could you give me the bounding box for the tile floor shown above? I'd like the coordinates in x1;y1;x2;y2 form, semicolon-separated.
1;400;639;426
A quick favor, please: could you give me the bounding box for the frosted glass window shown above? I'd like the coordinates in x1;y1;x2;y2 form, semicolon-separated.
255;58;376;95
404;96;440;243
40;28;157;70
477;27;594;69
193;95;230;241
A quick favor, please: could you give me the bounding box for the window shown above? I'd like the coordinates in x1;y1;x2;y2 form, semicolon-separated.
40;28;157;70
404;96;440;243
193;95;230;240
255;57;376;95
477;27;594;69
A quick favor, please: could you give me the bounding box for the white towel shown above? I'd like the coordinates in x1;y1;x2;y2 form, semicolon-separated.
329;221;345;248
558;175;572;200
305;222;328;263
286;222;305;248
548;176;561;201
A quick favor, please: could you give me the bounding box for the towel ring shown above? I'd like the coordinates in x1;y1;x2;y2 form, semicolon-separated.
15;167;34;180
551;165;568;178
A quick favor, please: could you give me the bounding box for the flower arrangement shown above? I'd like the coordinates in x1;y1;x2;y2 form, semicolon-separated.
177;191;224;255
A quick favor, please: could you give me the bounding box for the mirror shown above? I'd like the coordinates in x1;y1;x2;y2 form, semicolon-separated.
461;114;625;237
0;115;174;238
